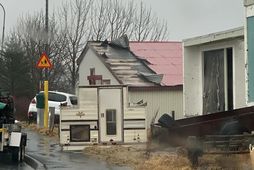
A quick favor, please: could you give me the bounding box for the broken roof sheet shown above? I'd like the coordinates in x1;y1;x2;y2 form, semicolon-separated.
88;41;159;87
129;41;183;86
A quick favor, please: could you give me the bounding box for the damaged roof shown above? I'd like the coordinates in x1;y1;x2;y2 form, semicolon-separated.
129;41;183;86
78;35;182;87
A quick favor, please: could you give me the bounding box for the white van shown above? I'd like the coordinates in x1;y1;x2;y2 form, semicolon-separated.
27;91;77;122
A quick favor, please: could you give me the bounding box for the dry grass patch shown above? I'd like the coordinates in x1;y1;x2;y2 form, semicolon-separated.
21;122;58;138
84;145;192;170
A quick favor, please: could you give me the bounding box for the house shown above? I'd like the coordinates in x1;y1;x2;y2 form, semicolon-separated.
183;27;246;116
59;35;183;150
77;35;183;126
244;0;254;104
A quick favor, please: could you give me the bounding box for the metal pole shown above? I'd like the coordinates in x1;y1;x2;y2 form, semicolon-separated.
44;0;49;128
0;3;5;51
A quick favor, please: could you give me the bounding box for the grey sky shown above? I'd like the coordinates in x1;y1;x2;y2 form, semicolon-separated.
0;0;244;41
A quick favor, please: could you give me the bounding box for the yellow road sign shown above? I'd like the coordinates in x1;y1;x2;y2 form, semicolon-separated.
36;52;52;69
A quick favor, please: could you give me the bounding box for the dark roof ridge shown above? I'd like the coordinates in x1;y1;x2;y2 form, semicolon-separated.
129;41;182;43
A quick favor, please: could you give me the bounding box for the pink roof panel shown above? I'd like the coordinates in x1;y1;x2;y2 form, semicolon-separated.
129;42;183;86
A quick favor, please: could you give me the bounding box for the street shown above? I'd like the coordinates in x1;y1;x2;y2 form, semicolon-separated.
1;128;132;170
25;129;131;170
0;154;33;170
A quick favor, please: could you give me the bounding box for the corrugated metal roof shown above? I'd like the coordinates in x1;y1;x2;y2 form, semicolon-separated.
129;42;183;86
88;40;159;87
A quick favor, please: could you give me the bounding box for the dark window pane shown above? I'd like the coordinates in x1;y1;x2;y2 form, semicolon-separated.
107;123;116;135
70;96;78;105
106;109;116;135
70;125;90;142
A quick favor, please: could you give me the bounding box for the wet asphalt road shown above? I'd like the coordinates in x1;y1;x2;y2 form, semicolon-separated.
0;153;33;170
25;129;131;170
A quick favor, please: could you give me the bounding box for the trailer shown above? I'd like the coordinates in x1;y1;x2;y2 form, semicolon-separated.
60;85;147;150
0;91;27;162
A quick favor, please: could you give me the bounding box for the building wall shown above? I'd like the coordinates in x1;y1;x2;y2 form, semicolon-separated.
245;2;254;104
78;48;120;86
128;89;183;127
184;38;246;116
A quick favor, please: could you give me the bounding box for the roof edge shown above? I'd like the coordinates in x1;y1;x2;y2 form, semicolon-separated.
244;0;254;6
183;26;244;47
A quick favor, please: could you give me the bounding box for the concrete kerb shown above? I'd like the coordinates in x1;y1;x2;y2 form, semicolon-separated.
24;154;46;170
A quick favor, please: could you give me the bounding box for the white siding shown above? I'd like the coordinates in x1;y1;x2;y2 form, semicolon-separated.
124;130;147;143
184;38;246;116
78;48;119;86
184;46;203;116
129;90;183;127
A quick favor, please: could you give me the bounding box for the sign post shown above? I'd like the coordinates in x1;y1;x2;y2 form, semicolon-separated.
36;52;52;128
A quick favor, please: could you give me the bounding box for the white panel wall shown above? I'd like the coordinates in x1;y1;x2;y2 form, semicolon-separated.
184;38;246;116
78;48;119;86
129;90;183;127
184;46;203;116
124;130;147;143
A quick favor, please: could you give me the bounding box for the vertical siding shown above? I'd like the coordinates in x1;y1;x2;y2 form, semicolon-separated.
129;90;183;127
247;16;254;102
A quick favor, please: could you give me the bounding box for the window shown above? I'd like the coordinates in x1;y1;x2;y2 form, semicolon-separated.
102;79;111;85
48;92;66;102
106;109;116;135
70;125;90;142
69;96;78;105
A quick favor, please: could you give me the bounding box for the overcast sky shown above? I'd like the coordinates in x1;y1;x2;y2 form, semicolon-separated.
0;0;245;41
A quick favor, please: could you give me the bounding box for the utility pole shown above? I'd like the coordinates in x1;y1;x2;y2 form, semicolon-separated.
0;3;5;51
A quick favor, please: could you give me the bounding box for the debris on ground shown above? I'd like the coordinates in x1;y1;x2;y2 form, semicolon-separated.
21;122;58;138
23;122;253;169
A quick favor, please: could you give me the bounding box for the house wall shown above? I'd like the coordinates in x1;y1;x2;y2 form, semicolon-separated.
128;89;183;127
78;48;120;86
245;1;254;104
184;38;246;116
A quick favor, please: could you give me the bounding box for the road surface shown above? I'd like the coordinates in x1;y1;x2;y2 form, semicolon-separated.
25;129;131;170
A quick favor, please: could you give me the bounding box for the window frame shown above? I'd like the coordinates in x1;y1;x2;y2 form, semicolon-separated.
70;125;90;142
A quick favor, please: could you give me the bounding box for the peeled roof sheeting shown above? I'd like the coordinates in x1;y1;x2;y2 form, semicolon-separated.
90;42;156;86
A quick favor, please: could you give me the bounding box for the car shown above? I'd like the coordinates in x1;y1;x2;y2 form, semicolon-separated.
27;91;78;123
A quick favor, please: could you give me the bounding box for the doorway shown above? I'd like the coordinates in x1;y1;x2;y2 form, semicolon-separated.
98;88;123;142
203;48;233;114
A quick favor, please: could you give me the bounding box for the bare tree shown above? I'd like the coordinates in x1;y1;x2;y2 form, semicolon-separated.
132;2;168;41
59;0;93;92
6;0;169;95
15;12;68;93
90;1;109;41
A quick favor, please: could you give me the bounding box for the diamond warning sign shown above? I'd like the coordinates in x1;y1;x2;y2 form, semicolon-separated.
36;52;52;69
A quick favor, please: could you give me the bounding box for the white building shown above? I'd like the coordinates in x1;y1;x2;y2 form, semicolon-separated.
183;27;246;116
77;35;183;125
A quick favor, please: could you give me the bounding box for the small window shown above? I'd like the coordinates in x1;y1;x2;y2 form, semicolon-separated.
69;96;78;105
106;109;116;135
90;68;95;75
48;92;66;102
70;125;90;142
103;79;111;85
